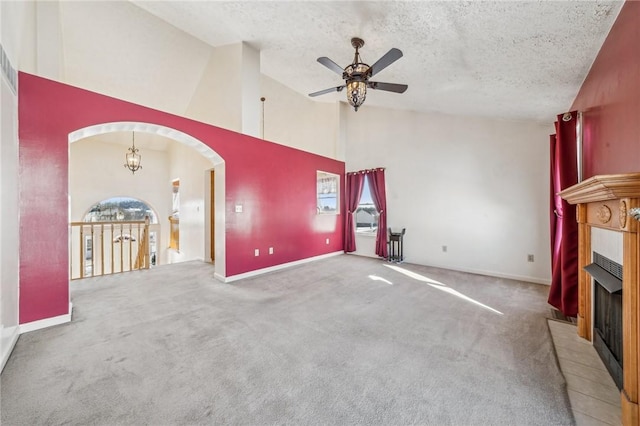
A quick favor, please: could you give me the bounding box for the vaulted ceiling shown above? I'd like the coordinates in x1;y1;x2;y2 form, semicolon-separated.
129;1;623;122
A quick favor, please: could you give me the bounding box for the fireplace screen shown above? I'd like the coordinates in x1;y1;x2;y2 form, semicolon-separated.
587;252;623;390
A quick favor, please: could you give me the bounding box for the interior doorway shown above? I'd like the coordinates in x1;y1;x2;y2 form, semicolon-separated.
69;122;226;278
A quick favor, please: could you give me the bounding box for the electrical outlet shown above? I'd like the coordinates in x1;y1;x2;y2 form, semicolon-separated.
326;238;330;245
527;254;534;262
235;204;243;213
269;247;273;254
254;249;259;256
442;245;447;253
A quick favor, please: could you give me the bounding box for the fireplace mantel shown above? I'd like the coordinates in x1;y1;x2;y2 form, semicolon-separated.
560;172;640;205
561;172;640;426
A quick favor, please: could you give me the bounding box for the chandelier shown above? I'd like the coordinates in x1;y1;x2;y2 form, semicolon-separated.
124;132;141;174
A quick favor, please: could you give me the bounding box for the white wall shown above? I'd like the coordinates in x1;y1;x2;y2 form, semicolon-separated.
241;42;261;138
184;43;243;132
0;0;28;371
261;75;341;159
1;0;36;75
346;105;553;284
35;1;64;81
59;1;212;118
0;65;20;371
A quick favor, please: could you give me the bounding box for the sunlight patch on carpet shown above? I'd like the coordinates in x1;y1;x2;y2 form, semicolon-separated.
384;264;503;315
368;274;393;285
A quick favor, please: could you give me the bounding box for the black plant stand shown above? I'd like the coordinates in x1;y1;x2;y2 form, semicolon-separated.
388;228;406;263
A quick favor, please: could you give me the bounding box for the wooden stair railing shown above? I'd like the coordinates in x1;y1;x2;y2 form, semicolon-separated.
134;217;150;269
70;217;150;280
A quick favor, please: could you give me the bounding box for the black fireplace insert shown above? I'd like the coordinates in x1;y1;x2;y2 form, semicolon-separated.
585;252;623;390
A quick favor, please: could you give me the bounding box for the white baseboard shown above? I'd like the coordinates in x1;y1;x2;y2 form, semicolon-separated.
19;303;73;334
221;251;344;283
2;303;73;372
1;325;20;373
417;262;551;285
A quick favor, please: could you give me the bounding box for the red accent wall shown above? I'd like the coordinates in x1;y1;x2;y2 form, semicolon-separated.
18;73;344;324
570;1;640;178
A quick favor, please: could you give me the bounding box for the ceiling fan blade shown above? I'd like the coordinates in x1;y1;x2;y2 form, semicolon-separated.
317;57;344;75
368;48;403;77
367;81;408;94
308;85;346;97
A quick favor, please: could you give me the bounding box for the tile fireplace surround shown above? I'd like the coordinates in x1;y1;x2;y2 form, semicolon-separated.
560;172;640;426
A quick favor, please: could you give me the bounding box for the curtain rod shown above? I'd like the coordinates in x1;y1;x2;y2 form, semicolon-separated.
346;167;385;176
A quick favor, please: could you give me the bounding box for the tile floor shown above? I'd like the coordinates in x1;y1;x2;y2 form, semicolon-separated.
548;319;621;426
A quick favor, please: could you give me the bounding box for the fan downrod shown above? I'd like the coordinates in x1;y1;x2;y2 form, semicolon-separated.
351;37;365;50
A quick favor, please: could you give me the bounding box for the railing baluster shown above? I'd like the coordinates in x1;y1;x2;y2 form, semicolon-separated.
90;225;95;277
79;226;84;279
100;223;104;276
110;223;114;275
136;223;141;270
120;223;124;273
135;223;140;270
145;216;150;269
128;222;133;271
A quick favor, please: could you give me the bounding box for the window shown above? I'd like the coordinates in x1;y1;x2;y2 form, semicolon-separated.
84;197;158;223
317;171;339;214
356;176;378;234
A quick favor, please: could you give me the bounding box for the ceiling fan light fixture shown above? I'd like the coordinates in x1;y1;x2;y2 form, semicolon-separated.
345;62;369;112
347;80;367;111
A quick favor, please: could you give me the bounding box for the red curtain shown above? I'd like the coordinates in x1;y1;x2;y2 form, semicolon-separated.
548;112;579;317
368;168;389;259
549;134;563;311
344;172;365;253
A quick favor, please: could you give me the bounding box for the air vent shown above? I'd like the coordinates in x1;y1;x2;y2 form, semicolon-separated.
594;252;623;280
1;43;18;94
585;252;623;294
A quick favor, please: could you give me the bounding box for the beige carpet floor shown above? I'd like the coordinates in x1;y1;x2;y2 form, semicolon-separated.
1;255;573;425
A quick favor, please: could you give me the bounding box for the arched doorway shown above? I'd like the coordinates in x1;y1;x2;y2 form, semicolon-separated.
68;122;225;277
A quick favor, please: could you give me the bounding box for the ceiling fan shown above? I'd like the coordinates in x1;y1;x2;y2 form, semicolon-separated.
309;37;408;112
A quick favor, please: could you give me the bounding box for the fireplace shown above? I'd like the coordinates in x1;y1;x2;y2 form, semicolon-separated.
588;252;623;390
559;172;640;426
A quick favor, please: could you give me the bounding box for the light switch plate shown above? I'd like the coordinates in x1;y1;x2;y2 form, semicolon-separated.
235;204;243;213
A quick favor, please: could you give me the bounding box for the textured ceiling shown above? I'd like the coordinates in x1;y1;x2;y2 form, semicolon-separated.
132;1;623;122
